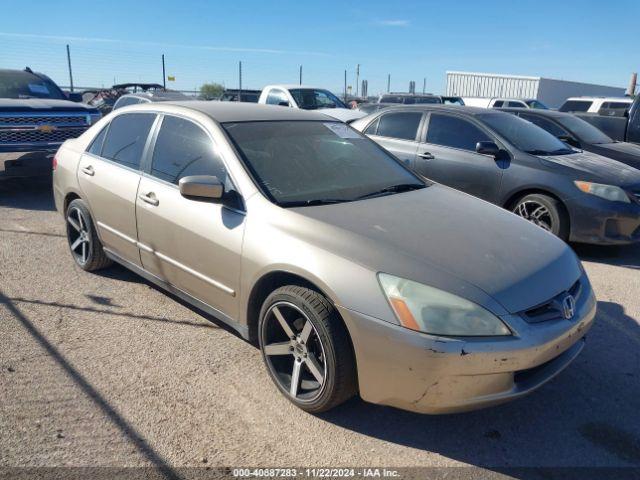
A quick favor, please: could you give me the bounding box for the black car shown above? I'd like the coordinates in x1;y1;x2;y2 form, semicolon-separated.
500;108;640;170
351;105;640;245
378;93;443;105
220;89;261;103
1;68;101;179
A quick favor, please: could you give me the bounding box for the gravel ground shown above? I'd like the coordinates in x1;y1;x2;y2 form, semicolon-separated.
1;178;639;478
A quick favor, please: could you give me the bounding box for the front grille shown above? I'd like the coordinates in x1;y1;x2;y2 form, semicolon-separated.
0;127;86;144
0;115;89;127
0;113;91;146
521;279;582;324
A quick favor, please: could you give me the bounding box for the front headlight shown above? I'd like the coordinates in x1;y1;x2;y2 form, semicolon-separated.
378;273;511;336
574;181;630;203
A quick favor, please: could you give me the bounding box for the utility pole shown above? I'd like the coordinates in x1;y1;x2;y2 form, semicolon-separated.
344;69;347;102
387;74;391;93
356;64;360;97
238;61;243;102
423;77;426;94
66;44;74;92
161;54;166;88
627;72;638;96
299;65;302;85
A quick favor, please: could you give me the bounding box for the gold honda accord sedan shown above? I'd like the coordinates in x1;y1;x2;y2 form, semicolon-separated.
53;101;596;414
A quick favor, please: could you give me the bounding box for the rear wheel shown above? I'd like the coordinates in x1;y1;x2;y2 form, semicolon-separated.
512;193;569;240
66;199;112;271
258;286;357;413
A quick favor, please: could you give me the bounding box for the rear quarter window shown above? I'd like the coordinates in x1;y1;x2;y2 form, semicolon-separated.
559;100;592;112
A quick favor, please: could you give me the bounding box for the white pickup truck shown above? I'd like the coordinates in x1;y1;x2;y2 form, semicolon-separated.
258;85;366;122
462;97;548;109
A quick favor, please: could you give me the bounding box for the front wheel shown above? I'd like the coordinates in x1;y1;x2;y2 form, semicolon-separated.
512;193;569;240
258;286;357;413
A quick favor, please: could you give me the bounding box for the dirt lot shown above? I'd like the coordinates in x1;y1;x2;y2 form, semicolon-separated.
1;178;639;478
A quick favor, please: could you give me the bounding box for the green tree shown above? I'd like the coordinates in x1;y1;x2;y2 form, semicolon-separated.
200;82;224;100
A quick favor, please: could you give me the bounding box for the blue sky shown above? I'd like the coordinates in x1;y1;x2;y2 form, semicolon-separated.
1;0;638;95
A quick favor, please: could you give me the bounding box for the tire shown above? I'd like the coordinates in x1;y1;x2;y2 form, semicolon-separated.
512;193;569;241
65;199;112;271
258;285;357;413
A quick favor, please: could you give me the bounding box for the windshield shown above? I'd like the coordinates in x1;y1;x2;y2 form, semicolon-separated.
557;115;614;144
289;89;346;110
478;113;573;155
223;121;425;206
525;100;548;109
0;70;66;100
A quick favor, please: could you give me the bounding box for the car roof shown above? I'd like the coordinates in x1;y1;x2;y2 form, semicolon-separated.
564;96;632;102
498;107;569;118
372;104;500;116
122;91;189;101
130;100;335;122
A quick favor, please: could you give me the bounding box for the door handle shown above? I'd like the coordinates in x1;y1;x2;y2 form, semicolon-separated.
418;152;434;160
139;192;159;206
81;165;95;176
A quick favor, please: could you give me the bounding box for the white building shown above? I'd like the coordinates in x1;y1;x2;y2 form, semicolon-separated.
446;71;626;108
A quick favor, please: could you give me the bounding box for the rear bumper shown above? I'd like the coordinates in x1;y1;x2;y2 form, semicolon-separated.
338;276;596;414
566;194;640;245
0;148;57;178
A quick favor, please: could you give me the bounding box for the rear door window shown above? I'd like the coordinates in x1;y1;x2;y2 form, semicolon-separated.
507;101;527;108
426;113;491;151
376;112;423;141
492;100;504;108
150;115;229;186
266;90;288;106
101;113;156;169
87;125;108;156
559;100;592;112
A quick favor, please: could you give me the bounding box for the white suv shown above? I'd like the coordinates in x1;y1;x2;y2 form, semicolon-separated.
559;97;633;116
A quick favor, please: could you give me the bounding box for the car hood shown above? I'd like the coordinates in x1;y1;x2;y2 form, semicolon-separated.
316;108;366;122
0;98;98;113
290;185;581;315
539;150;640;188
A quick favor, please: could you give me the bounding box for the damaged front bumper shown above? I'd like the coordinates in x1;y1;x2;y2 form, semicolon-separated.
337;276;596;415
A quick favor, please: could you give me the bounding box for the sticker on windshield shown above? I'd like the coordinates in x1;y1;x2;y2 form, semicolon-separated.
324;122;361;139
28;83;50;95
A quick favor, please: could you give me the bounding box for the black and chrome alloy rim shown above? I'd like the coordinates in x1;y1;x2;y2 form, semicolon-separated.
514;201;553;232
262;302;327;401
67;207;90;265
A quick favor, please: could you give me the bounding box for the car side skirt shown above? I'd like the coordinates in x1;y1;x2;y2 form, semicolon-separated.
103;248;250;339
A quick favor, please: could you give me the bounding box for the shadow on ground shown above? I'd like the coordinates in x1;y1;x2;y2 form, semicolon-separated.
0;177;55;211
318;301;640;475
573;242;640;270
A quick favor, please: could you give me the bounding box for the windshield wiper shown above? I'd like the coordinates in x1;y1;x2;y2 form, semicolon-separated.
525;148;574;156
280;198;347;208
355;183;425;200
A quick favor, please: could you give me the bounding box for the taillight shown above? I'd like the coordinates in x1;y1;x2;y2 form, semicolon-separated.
52;155;58;171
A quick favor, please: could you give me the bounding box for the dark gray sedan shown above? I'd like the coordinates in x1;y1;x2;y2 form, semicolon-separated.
500;107;640;171
351;105;640;245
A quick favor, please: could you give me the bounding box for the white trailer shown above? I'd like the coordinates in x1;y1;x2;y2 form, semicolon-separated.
446;71;626;109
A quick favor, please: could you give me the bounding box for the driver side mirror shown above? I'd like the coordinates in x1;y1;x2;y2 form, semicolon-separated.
475;141;500;157
557;135;579;148
179;175;224;200
67;92;83;103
